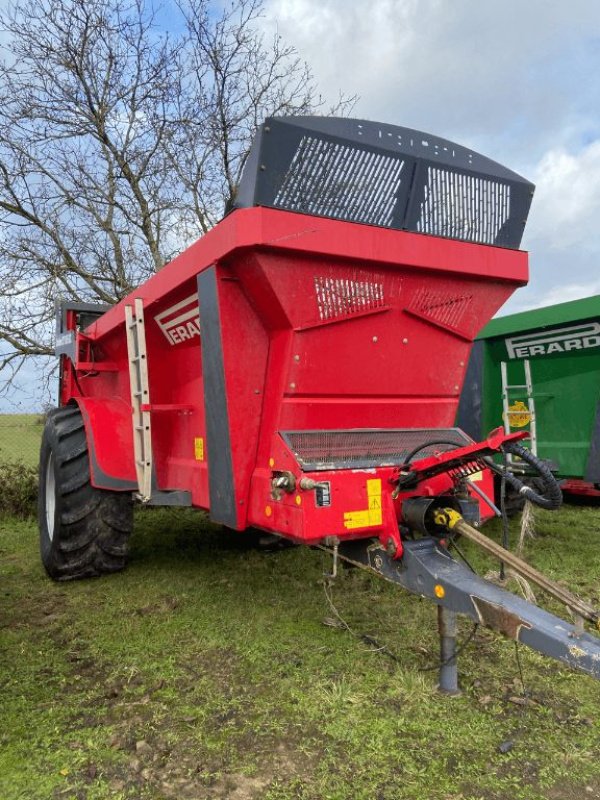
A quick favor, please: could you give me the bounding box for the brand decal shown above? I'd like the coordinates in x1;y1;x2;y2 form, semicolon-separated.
154;293;200;345
505;322;600;359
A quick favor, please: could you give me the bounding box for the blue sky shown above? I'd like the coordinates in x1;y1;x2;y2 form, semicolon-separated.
2;0;599;411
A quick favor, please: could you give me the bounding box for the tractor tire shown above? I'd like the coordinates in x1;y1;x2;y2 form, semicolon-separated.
38;405;133;580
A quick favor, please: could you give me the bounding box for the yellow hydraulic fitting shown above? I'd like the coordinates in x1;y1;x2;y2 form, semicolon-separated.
433;507;463;530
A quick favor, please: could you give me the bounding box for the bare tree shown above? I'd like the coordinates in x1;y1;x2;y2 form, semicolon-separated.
0;0;352;401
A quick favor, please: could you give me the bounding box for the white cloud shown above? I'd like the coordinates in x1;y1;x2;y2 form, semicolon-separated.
525;140;600;252
263;0;600;161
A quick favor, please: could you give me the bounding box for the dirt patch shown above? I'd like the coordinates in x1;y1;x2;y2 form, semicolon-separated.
41;633;317;799
544;778;600;800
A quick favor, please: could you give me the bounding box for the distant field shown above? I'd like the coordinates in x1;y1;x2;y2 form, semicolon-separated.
0;413;43;467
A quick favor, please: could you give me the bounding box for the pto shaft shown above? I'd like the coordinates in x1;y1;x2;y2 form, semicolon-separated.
433;508;600;628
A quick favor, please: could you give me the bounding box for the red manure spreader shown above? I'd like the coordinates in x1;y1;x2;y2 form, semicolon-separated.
39;117;600;689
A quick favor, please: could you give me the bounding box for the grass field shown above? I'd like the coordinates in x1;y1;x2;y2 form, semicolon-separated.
0;413;43;467
1;504;599;800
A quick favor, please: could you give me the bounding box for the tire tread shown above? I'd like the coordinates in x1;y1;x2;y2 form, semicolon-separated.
38;405;133;581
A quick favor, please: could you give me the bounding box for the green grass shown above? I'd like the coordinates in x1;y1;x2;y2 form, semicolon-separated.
0;413;43;467
1;505;599;799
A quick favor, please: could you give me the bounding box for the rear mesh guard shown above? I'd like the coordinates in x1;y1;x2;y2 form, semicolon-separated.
234;117;534;249
280;428;472;471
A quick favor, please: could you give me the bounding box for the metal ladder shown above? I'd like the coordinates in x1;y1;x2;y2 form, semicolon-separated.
500;358;537;457
125;298;153;502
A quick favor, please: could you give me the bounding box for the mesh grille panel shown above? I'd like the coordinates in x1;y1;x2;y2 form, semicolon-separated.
416;167;511;245
235;117;534;249
410;287;473;329
274;136;405;227
281;428;472;471
314;274;385;321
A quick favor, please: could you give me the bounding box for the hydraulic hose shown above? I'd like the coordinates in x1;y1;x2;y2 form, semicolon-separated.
502;441;562;511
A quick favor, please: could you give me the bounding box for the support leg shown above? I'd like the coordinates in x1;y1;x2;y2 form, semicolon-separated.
437;605;460;695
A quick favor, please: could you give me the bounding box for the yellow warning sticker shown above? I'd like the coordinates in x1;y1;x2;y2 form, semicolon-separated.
505;400;531;429
194;437;204;461
344;479;383;529
367;479;381;496
368;495;382;525
469;470;483;482
343;510;371;529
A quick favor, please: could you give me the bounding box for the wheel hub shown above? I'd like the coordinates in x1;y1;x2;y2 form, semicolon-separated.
45;453;55;542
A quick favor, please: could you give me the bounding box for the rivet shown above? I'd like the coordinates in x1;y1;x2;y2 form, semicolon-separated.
459;361;465;367
260;164;266;171
293;354;300;362
402;338;408;344
289;382;296;389
454;385;459;391
372;336;378;343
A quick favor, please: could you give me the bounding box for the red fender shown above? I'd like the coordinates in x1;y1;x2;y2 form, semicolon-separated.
72;397;137;490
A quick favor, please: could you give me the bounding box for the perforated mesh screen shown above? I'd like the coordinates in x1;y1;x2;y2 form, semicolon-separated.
416;167;511;245
234;117;534;249
314;274;385;321
280;428;472;471
274;136;405;227
409;287;474;329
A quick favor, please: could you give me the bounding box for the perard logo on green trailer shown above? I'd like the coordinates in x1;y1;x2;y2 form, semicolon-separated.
505;321;600;359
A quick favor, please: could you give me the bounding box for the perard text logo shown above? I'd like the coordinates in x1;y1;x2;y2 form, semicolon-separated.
505;322;600;360
154;293;201;345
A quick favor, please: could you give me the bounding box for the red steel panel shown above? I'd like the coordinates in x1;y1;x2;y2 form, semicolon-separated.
60;207;528;543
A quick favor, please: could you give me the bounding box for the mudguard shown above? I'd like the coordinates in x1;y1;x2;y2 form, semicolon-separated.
73;397;137;491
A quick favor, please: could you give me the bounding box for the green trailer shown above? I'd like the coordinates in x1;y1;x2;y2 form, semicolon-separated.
457;294;600;496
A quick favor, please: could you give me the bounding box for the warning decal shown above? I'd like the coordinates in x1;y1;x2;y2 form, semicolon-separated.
505;400;531;429
344;479;382;530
